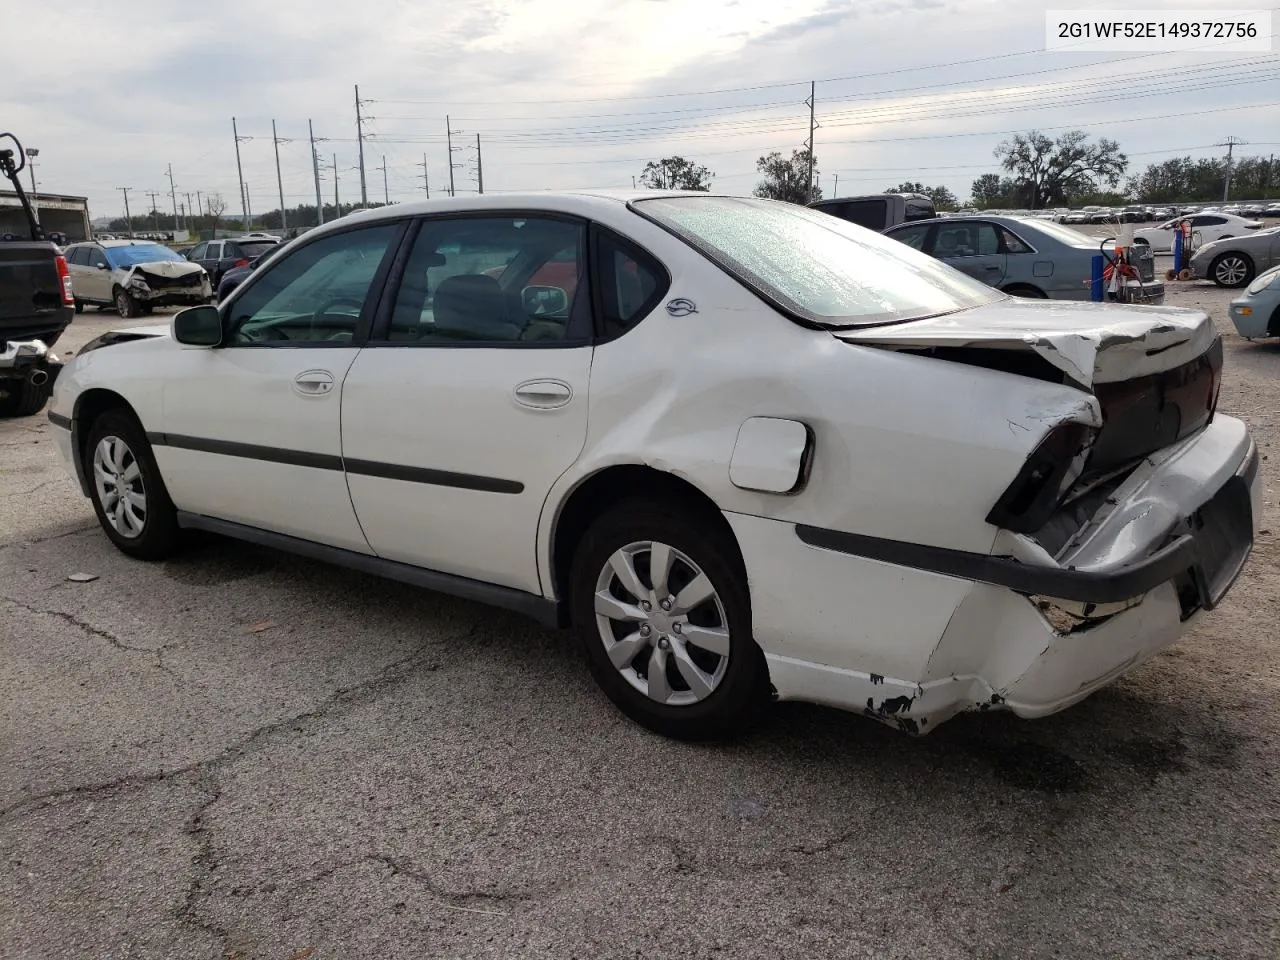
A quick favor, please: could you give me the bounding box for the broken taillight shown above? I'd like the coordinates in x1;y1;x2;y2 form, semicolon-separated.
54;254;74;305
233;258;249;268
986;421;1096;534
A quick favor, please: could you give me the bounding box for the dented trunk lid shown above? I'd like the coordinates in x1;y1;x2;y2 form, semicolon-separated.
835;298;1215;388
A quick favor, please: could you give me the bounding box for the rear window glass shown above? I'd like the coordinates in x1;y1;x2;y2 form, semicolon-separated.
634;195;1000;328
237;241;280;259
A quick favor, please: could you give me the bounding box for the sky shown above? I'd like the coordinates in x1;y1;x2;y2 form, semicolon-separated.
3;0;1278;223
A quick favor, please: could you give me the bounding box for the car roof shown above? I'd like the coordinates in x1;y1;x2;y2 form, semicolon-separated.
78;238;171;248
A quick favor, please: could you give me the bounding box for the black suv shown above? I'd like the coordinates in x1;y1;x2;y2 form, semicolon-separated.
185;236;280;287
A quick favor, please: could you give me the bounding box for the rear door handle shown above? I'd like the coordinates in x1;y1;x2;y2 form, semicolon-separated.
293;369;334;396
513;379;572;409
984;264;1001;271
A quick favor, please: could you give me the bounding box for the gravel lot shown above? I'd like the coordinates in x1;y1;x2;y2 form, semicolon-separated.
2;279;1278;960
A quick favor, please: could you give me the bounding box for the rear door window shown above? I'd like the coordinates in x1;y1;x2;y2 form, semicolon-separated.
594;229;669;340
887;224;931;251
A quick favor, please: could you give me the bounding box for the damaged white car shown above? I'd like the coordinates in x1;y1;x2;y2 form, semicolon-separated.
46;193;1261;740
65;239;212;318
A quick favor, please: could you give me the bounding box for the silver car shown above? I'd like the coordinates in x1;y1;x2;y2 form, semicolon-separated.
1228;265;1280;339
1189;226;1280;288
885;215;1164;304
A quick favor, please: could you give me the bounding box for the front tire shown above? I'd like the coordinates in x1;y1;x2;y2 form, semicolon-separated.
570;499;767;741
74;299;84;314
1209;252;1254;288
82;410;180;560
115;287;140;319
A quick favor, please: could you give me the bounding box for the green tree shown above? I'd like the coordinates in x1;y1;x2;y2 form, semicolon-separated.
753;149;820;204
968;174;1029;209
639;156;714;191
994;130;1127;208
885;181;957;210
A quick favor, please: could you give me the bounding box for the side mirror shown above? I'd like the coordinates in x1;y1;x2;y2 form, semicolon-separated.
172;305;222;347
521;284;568;316
95;262;108;271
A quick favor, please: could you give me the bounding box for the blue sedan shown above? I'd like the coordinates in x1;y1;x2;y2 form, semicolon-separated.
1228;265;1280;340
885;215;1165;304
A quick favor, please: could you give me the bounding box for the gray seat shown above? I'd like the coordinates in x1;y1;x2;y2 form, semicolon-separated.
432;274;521;341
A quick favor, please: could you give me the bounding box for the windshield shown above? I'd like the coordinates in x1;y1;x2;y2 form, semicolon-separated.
105;244;187;268
633;196;1001;327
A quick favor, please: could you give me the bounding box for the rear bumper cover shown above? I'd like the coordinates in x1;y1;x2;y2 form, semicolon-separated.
795;437;1256;612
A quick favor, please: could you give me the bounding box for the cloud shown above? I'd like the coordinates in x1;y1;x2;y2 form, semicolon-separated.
2;0;1275;218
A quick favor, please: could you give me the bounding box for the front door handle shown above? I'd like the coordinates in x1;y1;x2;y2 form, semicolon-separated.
983;264;1001;271
294;369;334;396
513;379;572;409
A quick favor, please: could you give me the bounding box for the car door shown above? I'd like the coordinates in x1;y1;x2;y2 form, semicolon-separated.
932;221;1005;286
198;241;222;281
186;242;208;271
1192;215;1229;244
152;220;405;552
84;244;113;302
339;214;594;594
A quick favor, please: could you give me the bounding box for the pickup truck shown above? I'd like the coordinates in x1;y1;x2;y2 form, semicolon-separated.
0;132;72;416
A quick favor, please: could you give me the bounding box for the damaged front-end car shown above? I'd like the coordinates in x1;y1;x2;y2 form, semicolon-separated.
119;260;212;317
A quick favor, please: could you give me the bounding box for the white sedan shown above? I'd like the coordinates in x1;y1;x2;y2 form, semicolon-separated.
1134;212;1265;252
46;192;1261;740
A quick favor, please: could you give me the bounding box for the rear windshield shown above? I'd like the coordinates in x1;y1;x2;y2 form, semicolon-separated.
236;241;280;259
633;195;1001;327
105;244;186;267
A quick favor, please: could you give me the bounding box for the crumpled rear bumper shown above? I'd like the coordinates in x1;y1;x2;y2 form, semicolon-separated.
743;415;1260;734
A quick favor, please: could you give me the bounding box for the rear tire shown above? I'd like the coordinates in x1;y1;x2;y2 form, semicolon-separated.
570;499;767;741
74;299;84;314
1004;284;1047;299
0;377;52;418
82;410;180;560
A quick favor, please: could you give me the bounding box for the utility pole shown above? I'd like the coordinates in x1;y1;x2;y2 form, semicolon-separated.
232;117;250;230
1219;136;1247;202
184;191;194;225
196;190;203;219
804;81;817;203
272;120;289;232
165;163;179;231
376;155;389;205
417;154;430;196
446;115;456;197
116;187;133;238
475;134;484;195
146;191;161;230
355;84;368;207
244;183;253;228
832;173;839;196
333;153;339;216
24;148;38;223
309;119;325;226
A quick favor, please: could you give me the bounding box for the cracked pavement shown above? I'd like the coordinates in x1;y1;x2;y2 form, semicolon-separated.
3;300;1279;959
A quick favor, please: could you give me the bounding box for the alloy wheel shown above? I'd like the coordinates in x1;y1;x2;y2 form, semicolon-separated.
1213;256;1249;287
92;435;147;538
593;540;731;706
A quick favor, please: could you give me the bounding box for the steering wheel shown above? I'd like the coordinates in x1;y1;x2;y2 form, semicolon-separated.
238;324;289;343
313;296;365;326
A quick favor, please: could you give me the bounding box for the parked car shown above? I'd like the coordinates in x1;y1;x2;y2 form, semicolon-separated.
808;192;937;232
64;240;212;318
1227;265;1280;340
215;252;270;301
185;236;280;287
46;192;1259;741
884;214;1163;303
1188;227;1280;287
1134;212;1265;252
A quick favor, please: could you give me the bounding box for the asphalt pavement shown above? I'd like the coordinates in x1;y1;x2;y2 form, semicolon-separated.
2;305;1278;960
